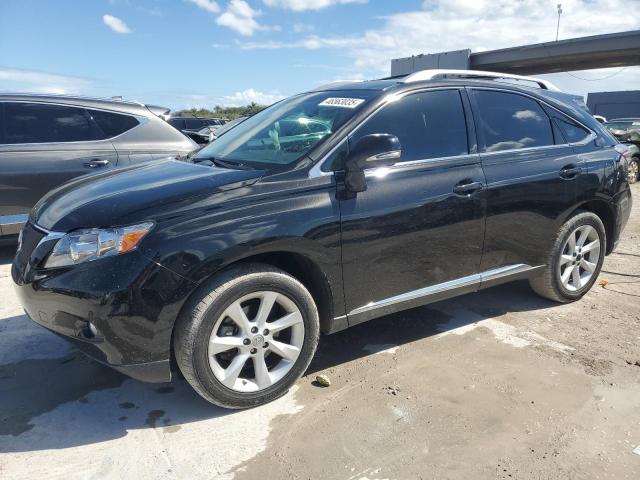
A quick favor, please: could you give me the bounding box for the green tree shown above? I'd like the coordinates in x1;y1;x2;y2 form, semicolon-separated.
174;103;268;120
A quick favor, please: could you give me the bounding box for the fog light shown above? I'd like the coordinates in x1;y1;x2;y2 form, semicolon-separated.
81;321;99;339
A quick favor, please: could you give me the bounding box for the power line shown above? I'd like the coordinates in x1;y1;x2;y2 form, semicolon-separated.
564;67;630;81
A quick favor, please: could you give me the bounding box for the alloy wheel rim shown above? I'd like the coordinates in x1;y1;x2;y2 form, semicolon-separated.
557;225;600;292
629;160;639;183
208;291;305;393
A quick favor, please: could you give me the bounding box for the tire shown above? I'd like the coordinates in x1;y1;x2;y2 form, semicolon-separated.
529;212;606;303
174;263;319;409
628;156;640;184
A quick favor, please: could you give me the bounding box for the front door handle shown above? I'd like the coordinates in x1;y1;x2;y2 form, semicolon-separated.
84;159;110;168
559;165;582;179
453;181;484;196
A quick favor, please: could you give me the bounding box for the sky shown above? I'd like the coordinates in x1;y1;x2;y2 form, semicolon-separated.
0;0;638;110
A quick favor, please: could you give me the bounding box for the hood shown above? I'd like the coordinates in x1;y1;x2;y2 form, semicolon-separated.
32;159;263;231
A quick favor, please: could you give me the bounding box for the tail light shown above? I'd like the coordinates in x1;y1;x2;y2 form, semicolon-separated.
614;144;631;159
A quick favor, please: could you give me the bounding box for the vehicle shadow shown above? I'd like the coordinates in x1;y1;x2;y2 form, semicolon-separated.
0;245;16;266
308;279;554;374
0;280;553;453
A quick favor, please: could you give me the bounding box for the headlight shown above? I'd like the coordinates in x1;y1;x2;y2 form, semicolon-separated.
44;222;154;268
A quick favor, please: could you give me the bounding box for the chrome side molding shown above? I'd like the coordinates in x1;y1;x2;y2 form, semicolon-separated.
350;272;479;317
348;263;539;317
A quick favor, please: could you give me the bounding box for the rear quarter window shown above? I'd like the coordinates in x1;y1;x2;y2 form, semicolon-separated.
552;114;591;144
89;109;139;138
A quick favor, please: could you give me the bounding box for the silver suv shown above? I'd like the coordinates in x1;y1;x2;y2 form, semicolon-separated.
0;94;197;242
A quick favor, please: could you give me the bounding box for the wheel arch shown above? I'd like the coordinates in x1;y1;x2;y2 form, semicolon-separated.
174;249;338;336
565;199;615;255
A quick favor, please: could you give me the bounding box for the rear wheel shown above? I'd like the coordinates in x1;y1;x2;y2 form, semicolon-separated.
628;156;640;184
174;263;319;409
529;212;606;302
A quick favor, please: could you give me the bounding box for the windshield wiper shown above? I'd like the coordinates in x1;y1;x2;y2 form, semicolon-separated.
193;156;254;170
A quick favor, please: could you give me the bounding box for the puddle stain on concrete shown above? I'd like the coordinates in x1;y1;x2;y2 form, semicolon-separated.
155;386;175;394
0;354;125;437
163;425;182;434
144;409;166;428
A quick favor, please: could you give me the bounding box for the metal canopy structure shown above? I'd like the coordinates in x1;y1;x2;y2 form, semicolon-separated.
391;30;640;76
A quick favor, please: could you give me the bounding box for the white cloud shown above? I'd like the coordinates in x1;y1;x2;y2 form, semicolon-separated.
0;67;91;95
137;6;163;16
186;0;220;14
292;22;314;33
244;1;639;70
513;110;543;121
222;88;285;106
235;0;640;95
174;88;285;109
216;0;267;36
102;14;132;34
263;0;367;11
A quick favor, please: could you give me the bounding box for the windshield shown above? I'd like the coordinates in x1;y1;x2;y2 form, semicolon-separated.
194;90;377;168
604;121;637;131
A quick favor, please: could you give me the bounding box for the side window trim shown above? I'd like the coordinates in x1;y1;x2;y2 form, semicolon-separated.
460;88;478;155
467;86;596;154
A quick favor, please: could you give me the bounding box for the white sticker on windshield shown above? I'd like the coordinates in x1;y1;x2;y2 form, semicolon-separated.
319;97;365;109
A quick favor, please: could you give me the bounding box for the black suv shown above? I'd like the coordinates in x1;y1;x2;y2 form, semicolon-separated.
168;116;226;144
12;71;632;409
0;94;197;242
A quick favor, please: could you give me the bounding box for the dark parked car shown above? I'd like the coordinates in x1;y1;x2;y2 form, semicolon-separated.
13;71;632;409
209;116;247;142
168;117;226;144
602;118;640;183
0;94;197;242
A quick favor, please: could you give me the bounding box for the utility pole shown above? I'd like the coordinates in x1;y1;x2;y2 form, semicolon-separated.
556;4;563;41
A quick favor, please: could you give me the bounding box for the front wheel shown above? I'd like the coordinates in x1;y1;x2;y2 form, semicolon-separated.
174;263;319;409
529;212;606;302
628;156;640;184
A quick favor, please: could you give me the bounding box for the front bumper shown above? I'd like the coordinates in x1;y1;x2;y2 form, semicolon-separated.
12;224;195;383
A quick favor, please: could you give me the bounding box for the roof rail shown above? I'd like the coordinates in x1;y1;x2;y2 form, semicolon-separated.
402;69;561;91
313;79;364;90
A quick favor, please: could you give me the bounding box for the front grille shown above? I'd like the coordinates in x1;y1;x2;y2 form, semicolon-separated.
14;222;47;274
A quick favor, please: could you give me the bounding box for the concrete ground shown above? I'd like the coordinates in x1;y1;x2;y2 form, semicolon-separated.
1;185;639;480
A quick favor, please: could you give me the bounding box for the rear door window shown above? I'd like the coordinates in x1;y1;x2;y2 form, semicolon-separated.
89;109;139;138
350;89;469;163
3;102;100;144
472;90;554;152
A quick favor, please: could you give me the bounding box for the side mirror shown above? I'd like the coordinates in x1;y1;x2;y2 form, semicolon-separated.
344;134;401;193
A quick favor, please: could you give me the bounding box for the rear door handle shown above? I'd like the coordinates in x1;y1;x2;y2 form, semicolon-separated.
453;181;484;196
84;159;110;168
559;165;582;179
